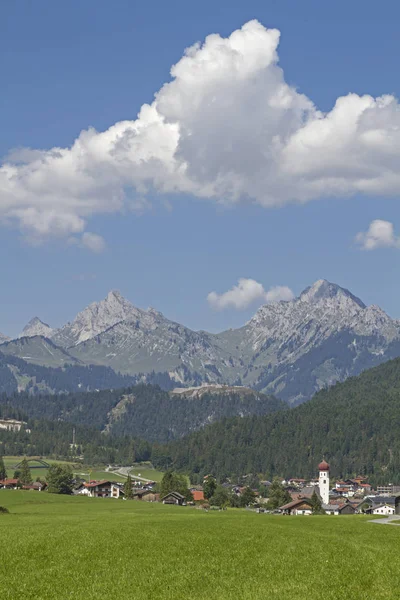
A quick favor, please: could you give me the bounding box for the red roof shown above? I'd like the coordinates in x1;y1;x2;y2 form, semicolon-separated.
318;460;330;471
192;491;204;501
0;478;18;485
84;480;111;489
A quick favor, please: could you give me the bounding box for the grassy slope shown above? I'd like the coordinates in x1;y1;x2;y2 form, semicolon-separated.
0;491;399;600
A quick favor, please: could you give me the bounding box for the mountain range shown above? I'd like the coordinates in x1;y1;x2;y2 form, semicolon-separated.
2;279;400;404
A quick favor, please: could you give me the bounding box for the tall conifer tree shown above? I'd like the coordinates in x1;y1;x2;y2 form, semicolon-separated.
0;456;6;480
19;458;32;485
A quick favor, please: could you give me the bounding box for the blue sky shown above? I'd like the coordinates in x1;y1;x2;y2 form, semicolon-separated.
2;0;400;336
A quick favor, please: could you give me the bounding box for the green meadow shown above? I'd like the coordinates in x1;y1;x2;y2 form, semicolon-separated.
2;456;78;481
0;491;399;600
2;456;164;483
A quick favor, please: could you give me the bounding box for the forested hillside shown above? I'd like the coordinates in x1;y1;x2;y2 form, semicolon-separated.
0;351;137;394
154;357;400;483
0;384;284;443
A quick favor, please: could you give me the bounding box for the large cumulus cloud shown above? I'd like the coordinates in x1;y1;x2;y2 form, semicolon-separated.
2;20;400;247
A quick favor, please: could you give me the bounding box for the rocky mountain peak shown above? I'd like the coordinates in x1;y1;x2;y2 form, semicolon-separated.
0;332;10;345
19;317;53;339
299;279;365;308
51;290;145;347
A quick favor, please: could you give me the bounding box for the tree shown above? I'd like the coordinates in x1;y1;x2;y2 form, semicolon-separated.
19;458;32;485
311;489;324;514
239;486;257;507
266;477;291;510
124;475;133;499
0;456;6;480
203;475;217;500
47;464;74;494
209;486;230;508
160;471;193;501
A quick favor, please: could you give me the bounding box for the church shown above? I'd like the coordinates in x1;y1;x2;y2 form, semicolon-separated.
279;459;356;515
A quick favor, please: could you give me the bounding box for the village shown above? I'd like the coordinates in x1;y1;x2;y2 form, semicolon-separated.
1;457;399;516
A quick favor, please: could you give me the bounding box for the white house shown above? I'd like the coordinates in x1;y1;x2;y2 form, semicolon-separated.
76;480;124;498
372;504;396;516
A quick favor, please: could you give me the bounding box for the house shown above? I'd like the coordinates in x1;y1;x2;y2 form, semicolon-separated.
141;492;159;502
280;498;313;515
0;418;26;432
133;490;159;502
0;478;19;489
80;480;124;498
336;502;357;514
22;482;47;492
322;504;340;515
371;504;396;516
359;483;372;493
377;485;400;495
192;490;205;502
363;495;400;513
162;492;185;505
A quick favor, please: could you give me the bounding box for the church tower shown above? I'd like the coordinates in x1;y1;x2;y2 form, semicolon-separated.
318;459;330;505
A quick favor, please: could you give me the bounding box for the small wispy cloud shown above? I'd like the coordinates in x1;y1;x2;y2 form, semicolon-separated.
355;220;400;250
207;278;294;310
69;232;106;253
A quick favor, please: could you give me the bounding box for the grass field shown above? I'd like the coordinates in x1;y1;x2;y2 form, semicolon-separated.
0;491;399;599
2;456;78;481
129;463;164;482
2;457;164;484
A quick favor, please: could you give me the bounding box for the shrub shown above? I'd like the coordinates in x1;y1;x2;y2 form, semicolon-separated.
0;506;9;514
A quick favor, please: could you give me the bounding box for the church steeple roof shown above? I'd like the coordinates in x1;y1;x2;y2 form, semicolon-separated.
318;459;330;471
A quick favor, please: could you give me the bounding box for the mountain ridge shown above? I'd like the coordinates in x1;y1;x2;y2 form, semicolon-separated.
3;279;400;404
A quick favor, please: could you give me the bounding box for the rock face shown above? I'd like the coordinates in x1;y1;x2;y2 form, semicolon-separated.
19;317;54;339
51;290;142;347
0;333;10;344
3;279;400;405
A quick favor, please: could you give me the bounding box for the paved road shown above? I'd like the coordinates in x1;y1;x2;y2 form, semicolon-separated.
106;465;153;483
369;515;400;526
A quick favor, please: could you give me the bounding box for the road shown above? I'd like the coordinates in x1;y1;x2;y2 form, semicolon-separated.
106;465;153;483
369;515;400;526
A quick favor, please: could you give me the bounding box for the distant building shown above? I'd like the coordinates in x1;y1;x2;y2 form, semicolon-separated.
161;492;185;505
77;480;124;499
280;498;313;515
0;419;26;432
377;485;400;495
371;504;396;516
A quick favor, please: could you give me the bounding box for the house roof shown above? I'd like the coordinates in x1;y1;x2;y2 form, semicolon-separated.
133;489;154;497
280;497;313;511
192;491;204;501
322;504;339;511
299;486;321;499
0;478;18;485
84;480;111;488
22;482;47;490
337;503;356;512
370;496;398;505
162;491;185;501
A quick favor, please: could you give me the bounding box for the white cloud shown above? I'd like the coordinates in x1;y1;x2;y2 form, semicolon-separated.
207;278;294;310
68;232;106;253
355;219;400;250
265;285;295;303
3;20;400;245
81;232;106;253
